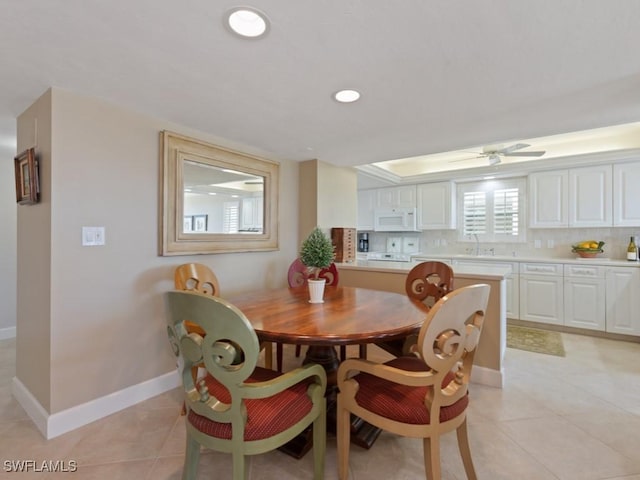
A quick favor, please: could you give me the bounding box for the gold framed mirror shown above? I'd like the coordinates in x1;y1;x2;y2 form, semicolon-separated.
160;131;279;255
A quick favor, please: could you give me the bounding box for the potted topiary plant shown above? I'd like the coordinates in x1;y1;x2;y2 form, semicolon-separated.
300;227;335;303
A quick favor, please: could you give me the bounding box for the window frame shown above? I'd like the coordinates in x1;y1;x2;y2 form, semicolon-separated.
457;177;527;243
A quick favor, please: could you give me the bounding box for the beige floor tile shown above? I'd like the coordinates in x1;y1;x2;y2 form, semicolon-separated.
498;415;640;480
43;459;156;480
562;407;640;461
67;407;180;466
0;419;85;464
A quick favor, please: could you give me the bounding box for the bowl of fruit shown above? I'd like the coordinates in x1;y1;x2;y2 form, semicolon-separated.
571;240;605;258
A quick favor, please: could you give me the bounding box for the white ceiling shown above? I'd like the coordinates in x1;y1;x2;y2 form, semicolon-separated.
3;1;640;178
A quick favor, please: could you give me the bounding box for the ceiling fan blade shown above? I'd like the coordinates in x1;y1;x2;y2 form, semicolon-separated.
502;150;546;157
488;154;501;166
498;143;530;154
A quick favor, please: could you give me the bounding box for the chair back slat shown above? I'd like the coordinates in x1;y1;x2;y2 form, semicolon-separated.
417;284;490;406
405;261;453;307
287;258;339;287
174;263;221;297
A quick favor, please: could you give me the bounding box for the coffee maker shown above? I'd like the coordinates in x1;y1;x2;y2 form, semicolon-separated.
358;232;369;252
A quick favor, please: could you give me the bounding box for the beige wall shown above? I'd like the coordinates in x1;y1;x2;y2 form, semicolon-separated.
16;91;53;409
298;158;357;241
16;88;301;413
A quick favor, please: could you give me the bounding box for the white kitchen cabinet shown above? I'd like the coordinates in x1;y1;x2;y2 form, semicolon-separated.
357;189;376;230
376;185;417;209
606;266;640;335
240;196;263;231
529;166;612;228
451;259;519;319
505;273;520;320
563;264;605;331
613;161;640;226
528;170;568;228
519;262;564;325
568;165;612;227
416;181;456;230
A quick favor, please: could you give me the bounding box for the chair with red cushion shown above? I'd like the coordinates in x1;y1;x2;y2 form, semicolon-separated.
278;259;347;371
174;263;273;370
376;261;454;357
165;290;327;480
336;283;490;480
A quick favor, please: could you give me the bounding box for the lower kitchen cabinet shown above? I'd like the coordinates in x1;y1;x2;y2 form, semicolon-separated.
414;256;639;337
563;265;606;331
606;266;640;335
519;263;564;325
451;259;519;319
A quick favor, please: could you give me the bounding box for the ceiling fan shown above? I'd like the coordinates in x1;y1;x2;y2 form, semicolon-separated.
451;143;546;166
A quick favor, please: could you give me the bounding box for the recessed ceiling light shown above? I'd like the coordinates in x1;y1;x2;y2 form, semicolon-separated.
225;7;269;38
333;89;361;103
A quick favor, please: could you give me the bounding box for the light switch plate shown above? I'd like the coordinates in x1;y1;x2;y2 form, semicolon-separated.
82;227;105;246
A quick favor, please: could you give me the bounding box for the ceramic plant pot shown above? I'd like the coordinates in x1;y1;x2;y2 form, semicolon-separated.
308;278;326;303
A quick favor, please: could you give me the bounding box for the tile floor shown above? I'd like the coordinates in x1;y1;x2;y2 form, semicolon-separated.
1;333;640;479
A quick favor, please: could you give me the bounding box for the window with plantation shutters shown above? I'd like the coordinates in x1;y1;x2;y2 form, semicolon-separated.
458;178;526;243
494;188;519;237
463;191;486;235
223;201;239;233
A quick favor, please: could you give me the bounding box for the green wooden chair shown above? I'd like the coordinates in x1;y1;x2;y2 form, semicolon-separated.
165;290;327;480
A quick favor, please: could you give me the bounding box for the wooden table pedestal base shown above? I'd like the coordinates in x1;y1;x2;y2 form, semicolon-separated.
278;345;382;459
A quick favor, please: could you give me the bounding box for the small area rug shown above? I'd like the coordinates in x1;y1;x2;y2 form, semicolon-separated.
506;324;566;357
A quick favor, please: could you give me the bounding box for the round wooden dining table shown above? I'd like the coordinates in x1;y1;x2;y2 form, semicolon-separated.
226;285;430;457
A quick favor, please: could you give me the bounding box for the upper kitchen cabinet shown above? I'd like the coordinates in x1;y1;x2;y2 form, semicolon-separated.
240;196;263;231
613;161;640;226
376;185;417;209
416;181;456;229
357;189;376;230
528;170;568;228
529;165;612;228
568;165;612;227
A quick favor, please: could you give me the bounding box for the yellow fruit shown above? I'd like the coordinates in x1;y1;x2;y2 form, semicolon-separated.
589;242;598;249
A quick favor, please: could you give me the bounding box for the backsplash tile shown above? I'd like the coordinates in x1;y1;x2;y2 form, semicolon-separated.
363;228;640;260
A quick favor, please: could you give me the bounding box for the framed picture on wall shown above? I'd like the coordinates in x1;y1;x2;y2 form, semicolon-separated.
14;147;39;205
183;215;194;232
193;214;208;232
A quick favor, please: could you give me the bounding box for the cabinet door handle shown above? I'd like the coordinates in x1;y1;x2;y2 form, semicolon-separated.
573;268;595;276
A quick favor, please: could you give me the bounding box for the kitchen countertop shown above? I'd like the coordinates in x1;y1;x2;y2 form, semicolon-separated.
354;253;640;268
337;259;512;279
413;253;640;267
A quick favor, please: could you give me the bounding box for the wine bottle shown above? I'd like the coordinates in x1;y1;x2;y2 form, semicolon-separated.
627;236;637;261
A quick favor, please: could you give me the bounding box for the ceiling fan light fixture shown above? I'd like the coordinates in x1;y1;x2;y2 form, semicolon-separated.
225;7;270;38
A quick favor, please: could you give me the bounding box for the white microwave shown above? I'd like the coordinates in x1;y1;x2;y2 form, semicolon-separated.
373;207;418;232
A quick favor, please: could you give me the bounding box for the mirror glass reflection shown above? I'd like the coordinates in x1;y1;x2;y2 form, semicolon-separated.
182;160;264;234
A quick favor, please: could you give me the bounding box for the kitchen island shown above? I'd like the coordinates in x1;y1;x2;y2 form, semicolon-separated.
336;260;510;388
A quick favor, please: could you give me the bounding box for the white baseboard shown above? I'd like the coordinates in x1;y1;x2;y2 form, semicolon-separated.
0;326;16;340
471;365;503;388
12;370;181;439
